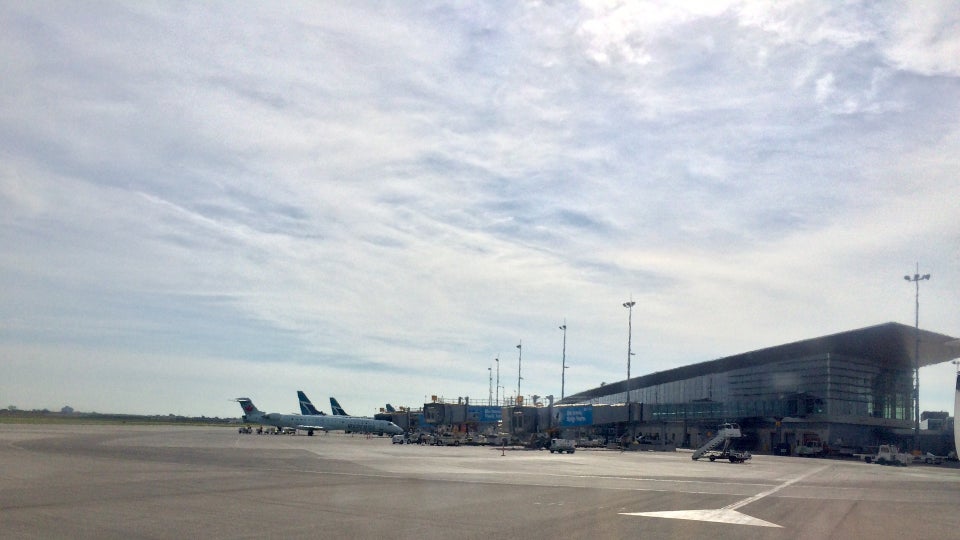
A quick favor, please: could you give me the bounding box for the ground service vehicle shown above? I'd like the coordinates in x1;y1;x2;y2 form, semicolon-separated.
692;423;750;463
796;438;824;457
435;433;462;446
549;439;576;454
867;444;911;466
702;449;752;463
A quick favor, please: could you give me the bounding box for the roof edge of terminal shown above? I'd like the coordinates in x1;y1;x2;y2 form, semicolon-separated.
558;322;960;405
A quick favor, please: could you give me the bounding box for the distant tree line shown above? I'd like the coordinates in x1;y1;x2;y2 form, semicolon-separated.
0;406;234;425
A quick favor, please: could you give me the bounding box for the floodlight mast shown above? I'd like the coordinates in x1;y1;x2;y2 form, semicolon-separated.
623;300;636;405
494;357;500;406
516;341;522;403
623;299;636;429
488;366;492;403
904;264;930;452
559;321;568;400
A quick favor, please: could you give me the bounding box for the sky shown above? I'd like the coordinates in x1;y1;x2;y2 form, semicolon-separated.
2;1;959;418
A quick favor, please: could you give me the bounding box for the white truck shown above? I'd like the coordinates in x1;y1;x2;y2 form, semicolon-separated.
435;433;463;446
549;438;576;454
796;439;824;457
864;444;911;466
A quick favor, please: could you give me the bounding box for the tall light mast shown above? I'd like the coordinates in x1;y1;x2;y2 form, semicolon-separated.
488;366;492;404
495;357;500;406
623;300;636;404
904;264;930;451
516;341;523;403
559;321;568;400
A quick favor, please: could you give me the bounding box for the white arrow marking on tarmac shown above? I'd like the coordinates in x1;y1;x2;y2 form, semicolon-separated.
620;464;829;528
624;508;782;527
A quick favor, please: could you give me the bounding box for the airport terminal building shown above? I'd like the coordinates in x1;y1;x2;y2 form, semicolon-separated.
555;322;959;453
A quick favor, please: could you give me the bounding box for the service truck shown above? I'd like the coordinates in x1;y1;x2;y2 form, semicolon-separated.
863;444;911;466
549;438;576;454
796;438;825;457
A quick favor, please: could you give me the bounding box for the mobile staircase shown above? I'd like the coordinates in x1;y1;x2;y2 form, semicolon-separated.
692;423;751;463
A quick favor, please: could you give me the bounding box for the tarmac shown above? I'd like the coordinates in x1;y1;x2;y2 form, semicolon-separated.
1;424;958;539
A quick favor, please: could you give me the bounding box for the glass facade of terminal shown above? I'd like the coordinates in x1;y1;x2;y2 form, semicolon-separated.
582;353;914;424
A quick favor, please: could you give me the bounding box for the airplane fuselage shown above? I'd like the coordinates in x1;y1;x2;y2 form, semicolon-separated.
245;409;402;435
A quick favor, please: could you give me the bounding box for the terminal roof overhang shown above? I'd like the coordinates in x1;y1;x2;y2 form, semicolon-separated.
560;322;960;405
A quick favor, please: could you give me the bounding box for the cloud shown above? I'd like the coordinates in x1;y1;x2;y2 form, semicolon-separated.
1;1;958;417
883;2;960;76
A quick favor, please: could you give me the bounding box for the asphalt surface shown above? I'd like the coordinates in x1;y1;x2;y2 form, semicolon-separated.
1;424;958;539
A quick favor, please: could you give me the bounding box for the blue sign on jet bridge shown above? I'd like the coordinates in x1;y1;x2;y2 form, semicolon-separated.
558;406;593;427
467;406;502;423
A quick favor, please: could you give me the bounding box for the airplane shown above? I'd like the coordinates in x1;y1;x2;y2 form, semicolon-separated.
301;393;391;434
297;390;326;416
236;398;403;436
329;397;397;415
297;391;346;417
330;397;349;416
302;393;350;431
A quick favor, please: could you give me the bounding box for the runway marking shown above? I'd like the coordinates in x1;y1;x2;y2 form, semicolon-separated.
619;464;829;528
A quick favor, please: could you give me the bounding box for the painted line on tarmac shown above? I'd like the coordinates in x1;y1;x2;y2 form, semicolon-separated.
620;464;830;528
252;465;785;497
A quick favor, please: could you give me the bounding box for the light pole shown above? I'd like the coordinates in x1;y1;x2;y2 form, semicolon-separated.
951;344;960;458
559;321;568;400
623;300;636;405
488;366;492;404
495;357;500;406
904;264;930;452
516;341;523;404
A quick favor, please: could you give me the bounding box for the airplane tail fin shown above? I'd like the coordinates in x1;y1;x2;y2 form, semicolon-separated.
330;397;348;416
235;398;260;420
385;403;396;413
298;390;324;415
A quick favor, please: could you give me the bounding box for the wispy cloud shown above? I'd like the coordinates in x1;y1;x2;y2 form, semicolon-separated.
1;1;958;416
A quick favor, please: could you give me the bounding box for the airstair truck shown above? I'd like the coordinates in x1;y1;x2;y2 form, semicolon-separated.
692;423;751;463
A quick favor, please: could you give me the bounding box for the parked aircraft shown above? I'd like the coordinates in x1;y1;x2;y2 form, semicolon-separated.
330;397;349;416
297;391;346;417
236;398;403;436
329;397;397;415
300;393;391;434
329;397;399;416
297;390;325;416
